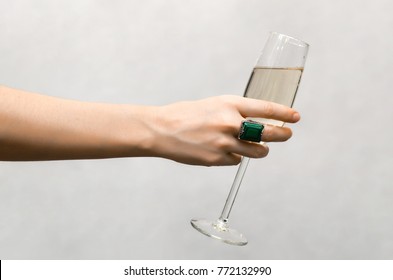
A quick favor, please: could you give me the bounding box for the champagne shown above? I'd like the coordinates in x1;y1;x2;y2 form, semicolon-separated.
190;33;309;246
244;67;303;126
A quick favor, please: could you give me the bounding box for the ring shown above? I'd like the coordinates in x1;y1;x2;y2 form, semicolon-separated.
238;120;264;143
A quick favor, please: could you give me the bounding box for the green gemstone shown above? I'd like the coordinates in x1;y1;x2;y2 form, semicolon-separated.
239;121;263;142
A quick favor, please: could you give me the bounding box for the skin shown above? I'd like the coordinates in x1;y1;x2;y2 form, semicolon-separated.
0;85;300;166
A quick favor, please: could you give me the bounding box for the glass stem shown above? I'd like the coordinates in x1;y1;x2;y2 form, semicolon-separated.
218;156;251;224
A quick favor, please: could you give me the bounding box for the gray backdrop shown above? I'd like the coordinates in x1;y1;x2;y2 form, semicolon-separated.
0;0;392;259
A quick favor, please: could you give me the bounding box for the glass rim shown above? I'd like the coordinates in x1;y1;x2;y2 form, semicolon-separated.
269;31;309;47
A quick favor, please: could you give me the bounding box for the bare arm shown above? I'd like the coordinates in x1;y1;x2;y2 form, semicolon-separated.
0;85;300;165
0;85;156;161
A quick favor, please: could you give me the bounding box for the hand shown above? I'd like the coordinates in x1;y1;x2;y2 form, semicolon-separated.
150;95;300;166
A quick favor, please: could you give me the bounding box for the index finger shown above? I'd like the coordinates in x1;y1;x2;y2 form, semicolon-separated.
236;97;300;123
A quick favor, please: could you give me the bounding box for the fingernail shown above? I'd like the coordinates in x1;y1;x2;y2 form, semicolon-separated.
293;112;301;122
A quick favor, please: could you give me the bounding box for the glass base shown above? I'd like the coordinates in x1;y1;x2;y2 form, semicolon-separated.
190;219;248;246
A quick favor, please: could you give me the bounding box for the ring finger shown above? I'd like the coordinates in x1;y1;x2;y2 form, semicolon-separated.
235;120;293;143
260;124;293;142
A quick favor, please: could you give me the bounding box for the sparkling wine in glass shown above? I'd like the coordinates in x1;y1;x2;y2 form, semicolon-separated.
191;32;309;245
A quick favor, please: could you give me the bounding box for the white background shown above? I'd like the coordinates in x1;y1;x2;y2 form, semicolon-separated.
0;0;392;259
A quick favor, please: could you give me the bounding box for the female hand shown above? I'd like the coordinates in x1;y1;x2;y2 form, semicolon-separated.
149;95;300;166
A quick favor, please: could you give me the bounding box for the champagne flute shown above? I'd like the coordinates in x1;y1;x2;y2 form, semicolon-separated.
191;32;309;246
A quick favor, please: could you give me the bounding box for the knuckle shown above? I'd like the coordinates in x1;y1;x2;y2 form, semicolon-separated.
214;136;233;150
205;153;225;166
207;152;241;166
262;126;273;141
263;102;275;117
204;156;217;166
217;95;237;106
217;117;237;133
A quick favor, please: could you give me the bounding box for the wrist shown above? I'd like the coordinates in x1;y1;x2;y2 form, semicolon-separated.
119;104;159;158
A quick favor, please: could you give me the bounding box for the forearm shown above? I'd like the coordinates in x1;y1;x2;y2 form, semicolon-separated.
0;86;156;161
